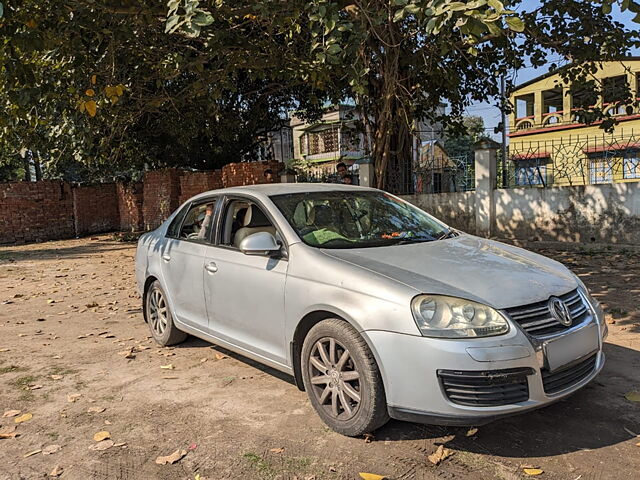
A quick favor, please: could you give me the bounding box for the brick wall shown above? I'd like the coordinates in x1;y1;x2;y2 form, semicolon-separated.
142;169;182;230
221;161;281;187
0;180;75;245
72;184;120;236
117;182;144;231
179;170;223;204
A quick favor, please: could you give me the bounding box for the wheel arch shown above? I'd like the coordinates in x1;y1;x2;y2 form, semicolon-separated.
290;309;384;394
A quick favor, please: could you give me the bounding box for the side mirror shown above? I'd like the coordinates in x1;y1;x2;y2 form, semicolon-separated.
239;232;281;256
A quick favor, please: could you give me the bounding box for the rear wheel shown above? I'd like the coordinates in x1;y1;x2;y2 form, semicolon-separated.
145;280;187;346
301;319;389;436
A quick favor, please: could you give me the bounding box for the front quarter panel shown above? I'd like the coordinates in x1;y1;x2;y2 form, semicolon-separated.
284;243;421;340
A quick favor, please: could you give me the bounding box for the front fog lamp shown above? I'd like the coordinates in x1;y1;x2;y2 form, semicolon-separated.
411;295;509;338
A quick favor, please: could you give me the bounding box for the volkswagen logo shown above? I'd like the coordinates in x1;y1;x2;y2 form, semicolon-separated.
548;296;572;326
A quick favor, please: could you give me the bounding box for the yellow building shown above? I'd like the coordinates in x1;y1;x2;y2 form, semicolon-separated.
508;59;640;186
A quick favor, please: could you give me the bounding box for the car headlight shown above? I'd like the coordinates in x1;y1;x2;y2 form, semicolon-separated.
411;295;509;338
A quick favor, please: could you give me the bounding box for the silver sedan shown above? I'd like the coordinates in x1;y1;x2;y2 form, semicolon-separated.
135;184;607;436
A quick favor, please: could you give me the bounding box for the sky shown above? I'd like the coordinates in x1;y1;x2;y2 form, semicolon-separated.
466;1;639;140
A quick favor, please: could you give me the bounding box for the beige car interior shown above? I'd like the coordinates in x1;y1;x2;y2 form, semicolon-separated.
224;202;277;248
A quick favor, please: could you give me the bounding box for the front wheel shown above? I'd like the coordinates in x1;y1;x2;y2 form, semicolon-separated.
301;319;389;436
145;280;187;346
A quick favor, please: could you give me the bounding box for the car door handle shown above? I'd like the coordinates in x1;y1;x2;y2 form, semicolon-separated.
162;254;171;262
204;262;218;273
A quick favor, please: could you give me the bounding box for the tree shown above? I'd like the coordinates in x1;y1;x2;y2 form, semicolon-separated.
0;1;302;181
444;116;485;159
167;0;640;191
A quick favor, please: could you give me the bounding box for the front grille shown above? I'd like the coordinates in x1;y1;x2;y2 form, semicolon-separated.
541;353;597;394
438;367;533;406
505;289;590;337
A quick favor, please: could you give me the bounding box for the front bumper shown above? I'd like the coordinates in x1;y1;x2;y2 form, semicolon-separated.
364;312;606;426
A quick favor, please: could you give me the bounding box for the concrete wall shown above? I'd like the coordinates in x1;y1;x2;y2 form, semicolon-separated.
401;191;476;233
403;182;640;245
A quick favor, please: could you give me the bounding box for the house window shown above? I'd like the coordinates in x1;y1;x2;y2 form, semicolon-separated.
624;154;640;179
515;161;547;186
589;158;614;184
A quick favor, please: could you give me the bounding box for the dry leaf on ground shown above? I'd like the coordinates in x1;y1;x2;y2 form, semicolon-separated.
214;353;228;360
87;406;106;413
24;449;42;457
523;467;544;476
156;449;187;465
3;410;21;418
270;447;285;453
427;445;453;465
0;425;20;439
89;439;114;451
466;427;478;437
49;465;64;477
160;364;174;370
14;413;33;423
363;433;375;443
624;391;640;402
42;444;61;455
50;375;63;380
93;431;111;442
25;384;43;390
358;473;387;480
67;393;82;403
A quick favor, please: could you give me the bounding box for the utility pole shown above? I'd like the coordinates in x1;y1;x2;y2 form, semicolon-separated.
500;75;508;188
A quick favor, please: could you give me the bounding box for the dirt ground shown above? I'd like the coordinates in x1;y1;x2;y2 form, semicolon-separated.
0;235;639;480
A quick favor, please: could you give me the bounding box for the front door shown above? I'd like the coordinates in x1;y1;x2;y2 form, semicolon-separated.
203;199;288;365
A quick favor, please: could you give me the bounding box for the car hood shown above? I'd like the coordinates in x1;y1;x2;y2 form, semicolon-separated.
321;235;576;309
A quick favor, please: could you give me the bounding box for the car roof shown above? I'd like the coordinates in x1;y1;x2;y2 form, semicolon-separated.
189;183;378;202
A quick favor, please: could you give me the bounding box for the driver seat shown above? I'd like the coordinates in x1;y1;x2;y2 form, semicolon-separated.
234;205;276;247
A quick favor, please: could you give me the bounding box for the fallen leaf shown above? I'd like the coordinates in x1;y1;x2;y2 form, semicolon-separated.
42;444;61;455
363;433;375;443
26;384;43;390
636;441;640;447
358;474;387;480
523;468;544;476
163;376;179;379
625;391;640;402
67;393;82;403
50;374;63;381
49;465;64;477
466;427;478;437
93;431;111;442
3;410;21;418
427;445;453;465
214;353;228;360
200;358;208;363
114;442;127;447
15;413;33;423
24;449;42;457
155;449;187;465
87;406;106;413
104;420;112;425
0;348;10;352
0;425;20;439
160;364;174;370
88;439;114;451
270;447;285;453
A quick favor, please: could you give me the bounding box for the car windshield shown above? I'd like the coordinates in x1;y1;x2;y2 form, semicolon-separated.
270;190;450;249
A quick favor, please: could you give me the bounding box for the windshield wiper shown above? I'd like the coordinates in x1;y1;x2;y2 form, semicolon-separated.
389;235;436;245
436;229;457;240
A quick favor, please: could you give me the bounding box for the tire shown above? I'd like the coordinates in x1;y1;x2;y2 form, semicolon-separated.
145;280;187;346
301;318;389;436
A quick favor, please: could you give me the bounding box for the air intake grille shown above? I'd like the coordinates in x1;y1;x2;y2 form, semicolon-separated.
438;367;532;407
505;289;590;337
541;353;597;394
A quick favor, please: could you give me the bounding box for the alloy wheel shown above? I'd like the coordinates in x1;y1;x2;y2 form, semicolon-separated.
148;288;168;336
308;337;362;420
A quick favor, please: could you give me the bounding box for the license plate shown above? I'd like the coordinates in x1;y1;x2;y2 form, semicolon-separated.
544;323;599;371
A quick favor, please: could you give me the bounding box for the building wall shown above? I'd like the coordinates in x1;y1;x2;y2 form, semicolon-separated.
72;184;120;236
117;182;144;232
179;170;223;205
221;161;281;188
142;169;182;230
401;191;476;233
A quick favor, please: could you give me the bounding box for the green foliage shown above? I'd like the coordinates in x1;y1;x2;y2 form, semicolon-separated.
444;116;486;159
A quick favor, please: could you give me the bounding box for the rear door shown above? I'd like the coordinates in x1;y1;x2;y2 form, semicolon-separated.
160;198;218;333
203;196;289;365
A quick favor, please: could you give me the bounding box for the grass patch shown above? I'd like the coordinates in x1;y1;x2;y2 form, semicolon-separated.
0;365;27;375
48;366;79;376
11;375;39;388
243;452;277;478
